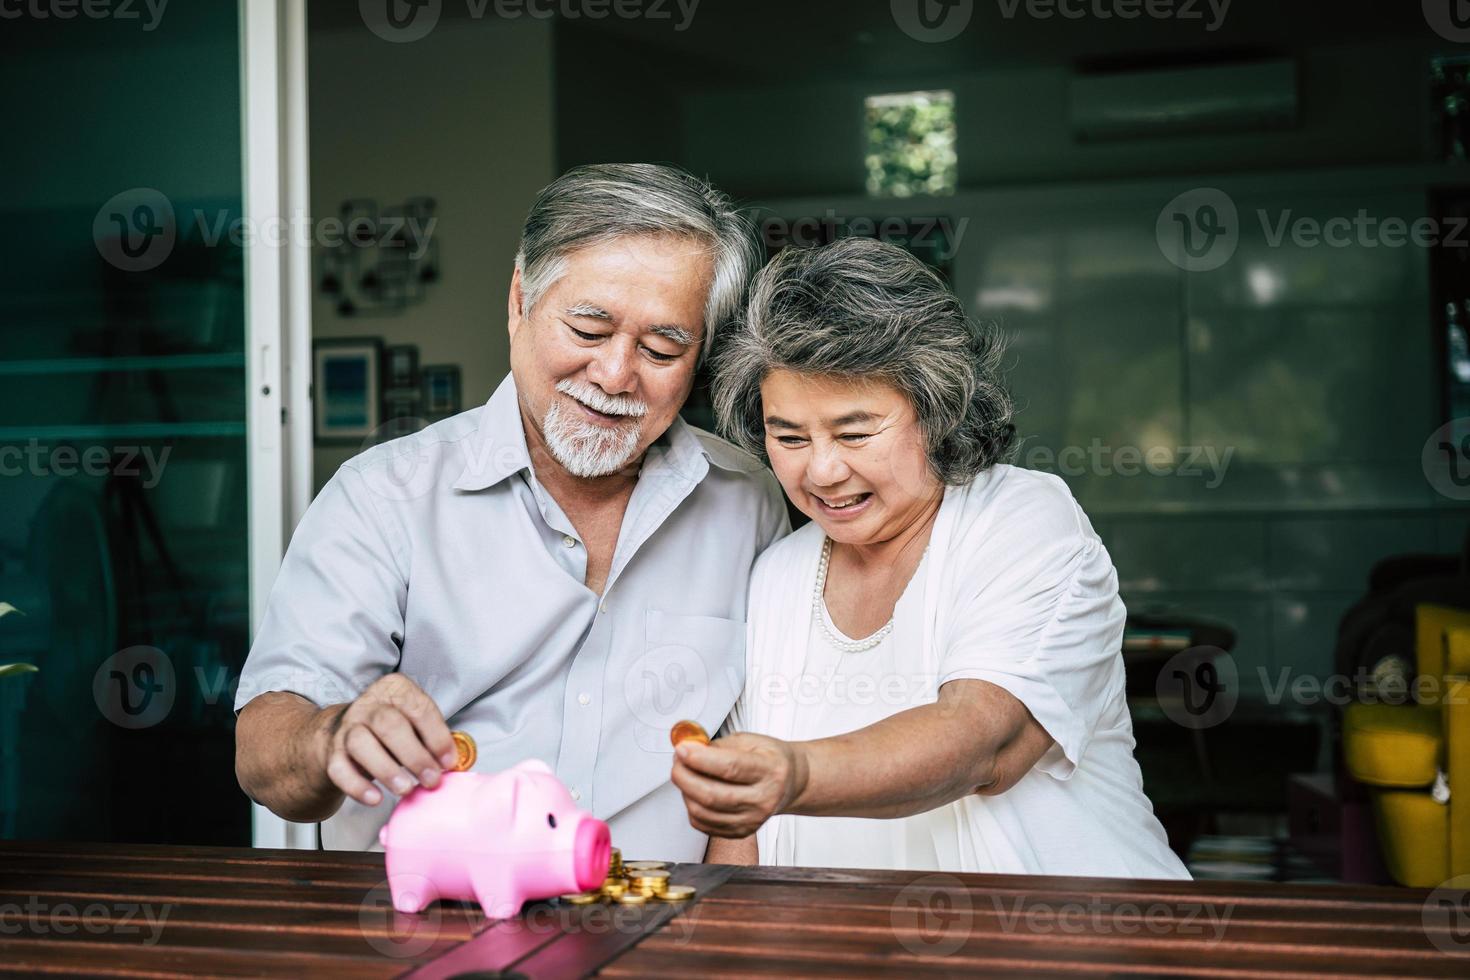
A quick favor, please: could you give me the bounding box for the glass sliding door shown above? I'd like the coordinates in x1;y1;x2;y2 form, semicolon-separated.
0;3;309;846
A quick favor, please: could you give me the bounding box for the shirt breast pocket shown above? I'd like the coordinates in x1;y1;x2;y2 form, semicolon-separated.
626;609;745;752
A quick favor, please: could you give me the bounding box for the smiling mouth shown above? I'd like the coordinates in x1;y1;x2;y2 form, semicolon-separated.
814;492;872;510
571;397;629;425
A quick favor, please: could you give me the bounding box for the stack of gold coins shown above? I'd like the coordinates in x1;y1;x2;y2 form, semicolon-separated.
623;860;667;873
558;890;600;905
576;853;698;904
627;869;671;899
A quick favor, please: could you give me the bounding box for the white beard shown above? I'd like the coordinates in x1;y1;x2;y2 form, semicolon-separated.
542;384;647;478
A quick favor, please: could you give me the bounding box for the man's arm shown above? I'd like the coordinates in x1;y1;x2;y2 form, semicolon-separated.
236;693;348;822
236;676;459;822
233;465;456;821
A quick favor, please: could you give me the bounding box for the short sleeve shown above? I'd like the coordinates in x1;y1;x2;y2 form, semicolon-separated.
233;464;408;714
939;530;1127;781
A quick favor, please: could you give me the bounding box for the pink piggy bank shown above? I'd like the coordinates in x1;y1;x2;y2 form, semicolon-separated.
377;758;611;918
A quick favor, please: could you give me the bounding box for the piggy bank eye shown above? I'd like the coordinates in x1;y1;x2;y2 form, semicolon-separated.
547;813;557;829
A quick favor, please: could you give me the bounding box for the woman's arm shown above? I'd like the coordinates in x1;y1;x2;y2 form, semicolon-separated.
671;679;1054;838
705;834;758;864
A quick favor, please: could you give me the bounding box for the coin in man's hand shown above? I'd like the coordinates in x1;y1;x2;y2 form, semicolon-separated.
450;731;477;772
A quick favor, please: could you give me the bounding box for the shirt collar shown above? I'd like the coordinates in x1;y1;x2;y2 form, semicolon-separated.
452;374;731;492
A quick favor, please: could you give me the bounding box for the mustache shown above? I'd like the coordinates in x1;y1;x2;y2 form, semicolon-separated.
555;379;648;418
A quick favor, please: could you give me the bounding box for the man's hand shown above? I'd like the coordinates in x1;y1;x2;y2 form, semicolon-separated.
318;673;459;807
670;733;807;838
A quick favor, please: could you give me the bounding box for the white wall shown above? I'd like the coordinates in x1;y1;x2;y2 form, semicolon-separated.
308;17;555;489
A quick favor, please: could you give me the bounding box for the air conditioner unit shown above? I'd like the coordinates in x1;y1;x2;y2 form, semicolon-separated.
1069;60;1297;140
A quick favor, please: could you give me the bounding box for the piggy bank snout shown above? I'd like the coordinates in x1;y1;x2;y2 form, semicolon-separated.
573;817;612;892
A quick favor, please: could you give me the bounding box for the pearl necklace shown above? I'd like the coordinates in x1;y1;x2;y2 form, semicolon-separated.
812;536;896;653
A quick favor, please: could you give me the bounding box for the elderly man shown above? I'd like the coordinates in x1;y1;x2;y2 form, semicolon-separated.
234;164;788;860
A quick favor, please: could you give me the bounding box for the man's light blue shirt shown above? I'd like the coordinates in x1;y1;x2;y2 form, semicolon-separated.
235;373;789;856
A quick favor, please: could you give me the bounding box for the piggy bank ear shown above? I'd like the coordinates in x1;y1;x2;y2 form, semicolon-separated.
488;769;530;816
512;758;555;777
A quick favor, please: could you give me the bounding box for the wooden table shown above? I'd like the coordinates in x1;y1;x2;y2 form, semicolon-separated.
3;840;1469;977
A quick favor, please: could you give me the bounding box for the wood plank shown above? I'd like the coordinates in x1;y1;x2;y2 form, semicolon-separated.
618;921;1467;978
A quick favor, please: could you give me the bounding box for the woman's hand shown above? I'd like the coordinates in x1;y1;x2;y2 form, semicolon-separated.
670;733;808;838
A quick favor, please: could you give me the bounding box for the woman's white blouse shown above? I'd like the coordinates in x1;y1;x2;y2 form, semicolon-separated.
728;464;1191;880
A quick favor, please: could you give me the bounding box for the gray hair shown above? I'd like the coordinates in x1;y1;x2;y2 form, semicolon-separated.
711;237;1016;485
514;163;758;361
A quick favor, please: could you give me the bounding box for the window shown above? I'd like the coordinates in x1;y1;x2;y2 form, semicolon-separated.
864;90;957;198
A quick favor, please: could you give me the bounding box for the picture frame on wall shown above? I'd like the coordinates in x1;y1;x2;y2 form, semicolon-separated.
421;364;462;420
313;337;382;444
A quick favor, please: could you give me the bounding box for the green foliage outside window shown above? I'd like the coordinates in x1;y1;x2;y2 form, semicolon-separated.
865;90;957;198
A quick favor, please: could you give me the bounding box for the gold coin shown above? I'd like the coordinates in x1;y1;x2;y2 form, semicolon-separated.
623;861;667;872
560;892;599;905
450;731;477;772
670;719;710;747
629;869;670;882
616;893;649;905
656;886;696;901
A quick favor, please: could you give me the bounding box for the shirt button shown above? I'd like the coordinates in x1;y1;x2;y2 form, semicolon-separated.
562;535;577;549
570;788;581;802
578;692;591;706
598;602;607;614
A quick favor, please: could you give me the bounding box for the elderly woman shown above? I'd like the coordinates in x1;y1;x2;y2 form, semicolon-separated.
670;237;1188;879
